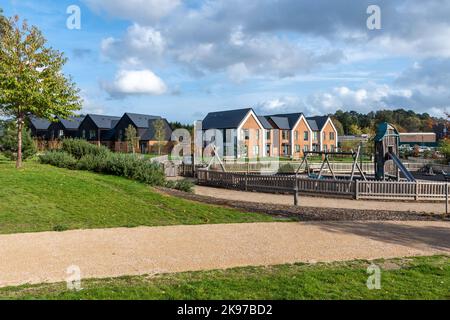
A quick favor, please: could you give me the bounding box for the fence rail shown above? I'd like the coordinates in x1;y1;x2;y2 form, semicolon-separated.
206;161;424;174
197;169;449;202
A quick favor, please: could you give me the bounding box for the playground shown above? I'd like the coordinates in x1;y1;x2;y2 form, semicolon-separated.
187;123;450;204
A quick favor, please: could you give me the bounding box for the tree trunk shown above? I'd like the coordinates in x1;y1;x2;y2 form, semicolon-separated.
16;115;24;169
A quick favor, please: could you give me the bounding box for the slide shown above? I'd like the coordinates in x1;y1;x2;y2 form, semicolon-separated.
388;152;416;182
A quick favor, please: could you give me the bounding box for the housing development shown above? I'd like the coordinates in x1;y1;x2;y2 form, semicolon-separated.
0;0;449;307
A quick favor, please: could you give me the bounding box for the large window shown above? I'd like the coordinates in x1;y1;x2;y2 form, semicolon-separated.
253;145;260;157
89;130;96;139
282;130;289;140
266;130;271;140
313;132;318;141
304;131;309;141
295;145;301;152
243;129;250;140
294;131;298;141
329;132;335;141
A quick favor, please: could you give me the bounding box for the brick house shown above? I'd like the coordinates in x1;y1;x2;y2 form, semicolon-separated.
200;108;339;159
201;108;265;159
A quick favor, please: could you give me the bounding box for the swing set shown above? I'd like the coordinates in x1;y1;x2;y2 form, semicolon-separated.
295;145;368;181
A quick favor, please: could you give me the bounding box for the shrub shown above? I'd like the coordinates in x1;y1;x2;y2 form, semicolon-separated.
0;121;37;161
40;147;168;187
39;151;77;169
174;179;194;193
62;139;110;159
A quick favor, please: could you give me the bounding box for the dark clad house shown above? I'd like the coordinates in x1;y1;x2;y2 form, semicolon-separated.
28;116;51;139
48;116;85;140
114;113;173;154
78;114;121;149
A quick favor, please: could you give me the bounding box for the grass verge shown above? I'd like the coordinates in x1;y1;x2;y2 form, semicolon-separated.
0;255;448;300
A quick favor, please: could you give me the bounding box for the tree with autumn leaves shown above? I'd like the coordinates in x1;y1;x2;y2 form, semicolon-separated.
0;14;81;168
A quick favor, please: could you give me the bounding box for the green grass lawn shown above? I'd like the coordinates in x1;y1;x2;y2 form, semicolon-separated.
0;158;280;234
0;255;448;300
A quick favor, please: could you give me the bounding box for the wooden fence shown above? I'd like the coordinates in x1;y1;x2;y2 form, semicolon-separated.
197;169;449;202
207;161;424;174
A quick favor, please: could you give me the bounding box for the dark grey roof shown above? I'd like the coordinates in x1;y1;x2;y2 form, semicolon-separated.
307;116;329;131
267;113;304;129
29;116;51;130
268;116;290;130
56;116;85;130
88;114;121;129
257;116;273;129
202;108;252;130
125;113;161;128
140;119;172;141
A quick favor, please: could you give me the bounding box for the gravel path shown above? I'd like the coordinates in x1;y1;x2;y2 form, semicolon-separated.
195;185;446;214
0;221;449;288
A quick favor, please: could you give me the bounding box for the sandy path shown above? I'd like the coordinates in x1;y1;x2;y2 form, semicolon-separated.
0;221;448;288
195;185;445;214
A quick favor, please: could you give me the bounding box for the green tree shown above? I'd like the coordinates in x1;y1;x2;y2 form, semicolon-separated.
125;125;138;154
0;120;36;161
348;124;363;136
0;16;81;168
153;119;166;155
439;139;450;163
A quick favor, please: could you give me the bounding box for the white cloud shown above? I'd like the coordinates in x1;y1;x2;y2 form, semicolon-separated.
102;69;167;97
83;0;180;23
101;24;166;67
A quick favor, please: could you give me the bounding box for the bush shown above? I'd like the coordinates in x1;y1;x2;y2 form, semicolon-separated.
39;151;77;169
62;139;110;159
165;179;193;192
0;121;37;161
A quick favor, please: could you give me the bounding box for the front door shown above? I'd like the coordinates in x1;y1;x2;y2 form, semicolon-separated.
141;142;147;154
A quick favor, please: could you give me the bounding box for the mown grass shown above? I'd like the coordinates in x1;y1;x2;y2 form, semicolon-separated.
0;157;280;234
0;255;448;300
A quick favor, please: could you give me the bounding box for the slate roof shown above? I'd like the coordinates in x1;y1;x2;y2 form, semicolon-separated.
257;116;273;129
125;113;162;128
56;116;85;130
140;119;172;141
268;116;291;130
29;116;51;130
307;116;329;131
267;113;304;129
202;108;253;130
87;114;121;129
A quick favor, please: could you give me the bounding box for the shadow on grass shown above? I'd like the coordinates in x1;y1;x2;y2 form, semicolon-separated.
311;221;450;251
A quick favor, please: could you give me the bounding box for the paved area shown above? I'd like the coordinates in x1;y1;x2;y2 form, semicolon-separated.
0;221;448;288
195;185;446;214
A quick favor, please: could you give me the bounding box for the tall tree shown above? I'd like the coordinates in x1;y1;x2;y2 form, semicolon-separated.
0;16;81;168
153;119;166;155
125;124;138;154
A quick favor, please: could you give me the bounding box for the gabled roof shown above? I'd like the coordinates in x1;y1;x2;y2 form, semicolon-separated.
257;116;273;129
202;108;253;130
56;116;85;130
268;116;290;130
307;116;329;131
267;113;304;129
140;119;172;141
375;122;399;142
29;116;51;130
87;114;121;129
125;113;162;128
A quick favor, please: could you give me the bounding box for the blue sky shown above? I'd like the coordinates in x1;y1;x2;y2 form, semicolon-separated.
2;0;450;123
